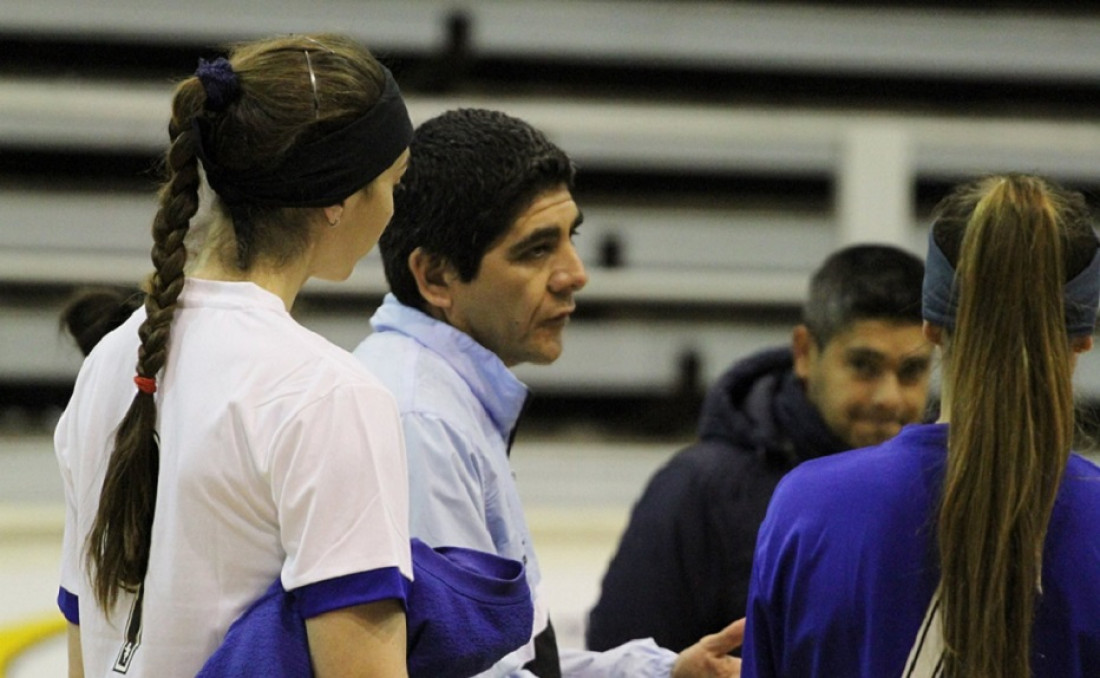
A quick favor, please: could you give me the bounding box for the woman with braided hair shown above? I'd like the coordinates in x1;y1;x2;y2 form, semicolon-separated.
742;174;1100;677
55;34;414;676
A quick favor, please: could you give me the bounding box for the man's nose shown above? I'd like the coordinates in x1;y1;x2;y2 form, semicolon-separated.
550;245;588;293
871;373;904;408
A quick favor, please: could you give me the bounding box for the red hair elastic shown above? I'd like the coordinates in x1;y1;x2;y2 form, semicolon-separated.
134;376;157;394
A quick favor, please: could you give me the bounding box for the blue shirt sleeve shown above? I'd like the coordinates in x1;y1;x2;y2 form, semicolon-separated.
560;641;677;677
291;567;409;619
57;587;79;625
742;547;777;678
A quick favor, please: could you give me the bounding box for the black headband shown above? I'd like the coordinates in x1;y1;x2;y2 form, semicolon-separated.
193;66;412;208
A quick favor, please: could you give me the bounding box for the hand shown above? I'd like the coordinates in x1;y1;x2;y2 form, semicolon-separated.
670;618;744;678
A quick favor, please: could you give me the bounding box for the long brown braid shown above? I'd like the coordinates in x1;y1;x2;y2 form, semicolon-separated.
85;87;202;610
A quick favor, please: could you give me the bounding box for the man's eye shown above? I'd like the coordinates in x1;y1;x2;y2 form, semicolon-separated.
850;360;878;377
898;364;928;384
524;245;552;259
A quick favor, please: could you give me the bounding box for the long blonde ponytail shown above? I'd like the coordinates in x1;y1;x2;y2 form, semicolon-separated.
932;174;1096;677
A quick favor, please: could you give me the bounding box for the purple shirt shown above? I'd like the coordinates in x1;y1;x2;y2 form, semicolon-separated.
744;423;1100;677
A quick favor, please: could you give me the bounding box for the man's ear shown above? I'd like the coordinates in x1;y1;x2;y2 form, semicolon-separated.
791;324;815;380
409;247;456;311
922;321;944;346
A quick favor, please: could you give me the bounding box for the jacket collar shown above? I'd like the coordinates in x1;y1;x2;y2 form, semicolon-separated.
370;294;529;441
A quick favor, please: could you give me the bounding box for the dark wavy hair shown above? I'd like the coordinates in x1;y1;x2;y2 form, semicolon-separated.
380;108;575;309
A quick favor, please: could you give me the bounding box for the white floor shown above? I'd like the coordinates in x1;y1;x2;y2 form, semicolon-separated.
0;433;683;676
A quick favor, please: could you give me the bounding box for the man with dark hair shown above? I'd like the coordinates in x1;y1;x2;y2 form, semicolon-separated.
354;108;741;677
586;244;933;654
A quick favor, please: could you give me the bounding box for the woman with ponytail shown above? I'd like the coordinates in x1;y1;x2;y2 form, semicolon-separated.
741;174;1100;677
56;34;414;676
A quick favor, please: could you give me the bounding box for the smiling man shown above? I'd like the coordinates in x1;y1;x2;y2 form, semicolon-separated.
586;244;933;655
353;108;741;678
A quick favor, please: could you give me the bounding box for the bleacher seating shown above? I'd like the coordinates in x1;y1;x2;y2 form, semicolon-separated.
3;0;1100;433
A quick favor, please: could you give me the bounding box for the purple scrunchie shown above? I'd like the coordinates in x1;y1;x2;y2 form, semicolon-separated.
196;57;241;113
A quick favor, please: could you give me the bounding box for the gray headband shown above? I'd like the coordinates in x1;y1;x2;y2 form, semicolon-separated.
922;228;1100;336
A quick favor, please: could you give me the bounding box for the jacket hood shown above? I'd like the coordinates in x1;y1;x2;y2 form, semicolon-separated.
697;346;847;465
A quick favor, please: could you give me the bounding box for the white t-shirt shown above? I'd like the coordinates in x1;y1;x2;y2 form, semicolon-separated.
56;278;412;677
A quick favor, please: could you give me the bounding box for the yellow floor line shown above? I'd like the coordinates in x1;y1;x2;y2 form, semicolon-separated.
0;615;67;676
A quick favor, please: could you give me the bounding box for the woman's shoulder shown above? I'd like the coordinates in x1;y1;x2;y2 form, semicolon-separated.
287;328;393;394
770;424;945;523
1061;453;1100;508
1067;452;1100;476
222;316;397;419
